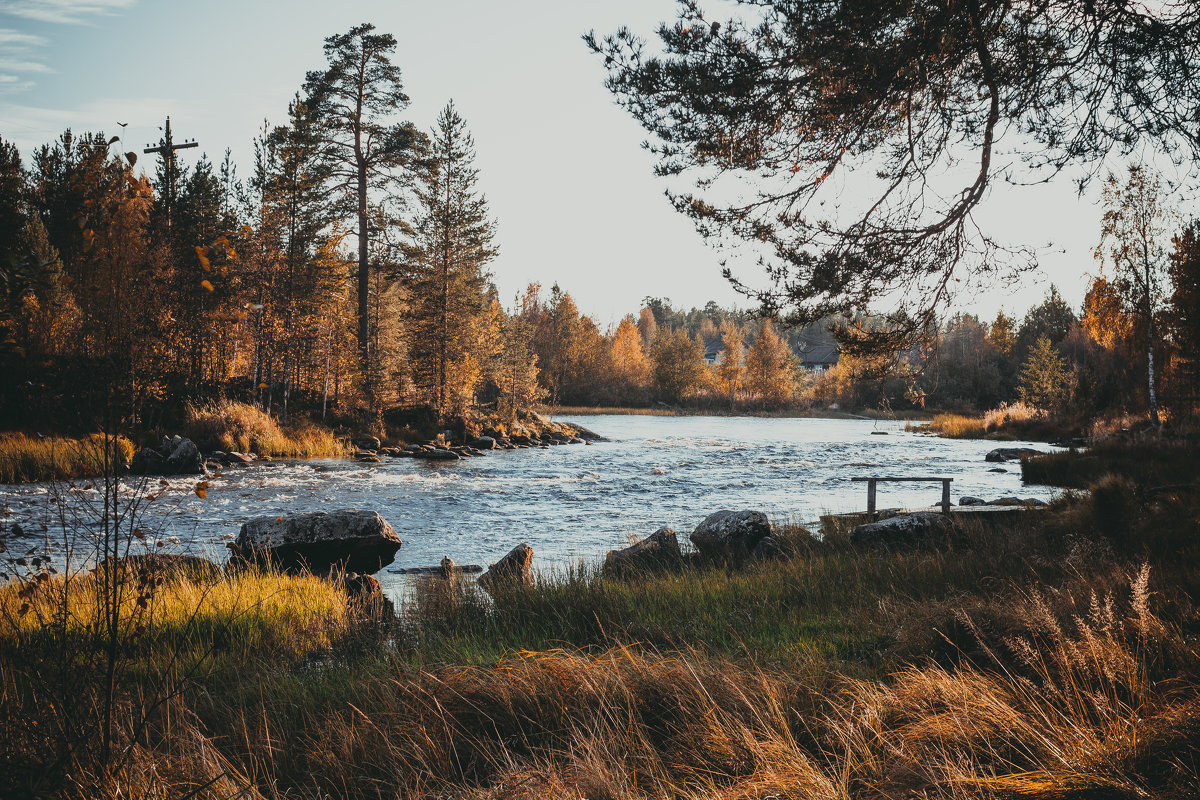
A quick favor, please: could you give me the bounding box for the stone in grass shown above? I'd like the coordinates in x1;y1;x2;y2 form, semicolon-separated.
604;527;681;576
690;510;771;558
231;509;402;575
478;542;534;593
849;512;955;549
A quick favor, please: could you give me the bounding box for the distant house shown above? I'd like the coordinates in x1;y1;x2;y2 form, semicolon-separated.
798;344;839;373
703;340;724;366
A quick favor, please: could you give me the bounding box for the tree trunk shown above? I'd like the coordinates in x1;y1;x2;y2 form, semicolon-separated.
356;160;370;373
1148;338;1160;425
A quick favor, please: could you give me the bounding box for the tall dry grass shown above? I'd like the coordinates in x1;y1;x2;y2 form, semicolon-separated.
182;399;347;458
914;402;1047;440
0;432;136;482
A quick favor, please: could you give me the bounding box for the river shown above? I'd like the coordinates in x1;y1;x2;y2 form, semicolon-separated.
0;415;1060;597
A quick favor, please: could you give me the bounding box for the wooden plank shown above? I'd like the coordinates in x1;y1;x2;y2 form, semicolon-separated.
851;476;954;482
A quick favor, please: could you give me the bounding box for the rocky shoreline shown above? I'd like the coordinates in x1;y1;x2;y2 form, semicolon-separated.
119;412;606;478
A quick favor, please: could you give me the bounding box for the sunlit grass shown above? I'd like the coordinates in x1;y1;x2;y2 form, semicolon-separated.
0;432;136;483
183;399;347;458
1;565;348;665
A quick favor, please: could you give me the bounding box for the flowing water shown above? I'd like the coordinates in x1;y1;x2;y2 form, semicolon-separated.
0;415;1061;599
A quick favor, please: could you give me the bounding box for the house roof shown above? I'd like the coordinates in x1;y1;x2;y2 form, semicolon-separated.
798;344;839;365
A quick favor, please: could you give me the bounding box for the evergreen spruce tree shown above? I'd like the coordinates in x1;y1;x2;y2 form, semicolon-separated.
405;102;496;420
1018;335;1070;412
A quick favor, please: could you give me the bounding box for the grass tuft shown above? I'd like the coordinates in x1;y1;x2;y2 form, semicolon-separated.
182;399;347;458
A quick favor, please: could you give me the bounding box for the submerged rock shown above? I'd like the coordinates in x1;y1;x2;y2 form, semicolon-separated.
231;509;402;575
690;510;772;558
478;542;534;592
604;527;681;575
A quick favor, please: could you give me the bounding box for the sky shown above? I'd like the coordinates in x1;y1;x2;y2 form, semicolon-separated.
0;0;1112;328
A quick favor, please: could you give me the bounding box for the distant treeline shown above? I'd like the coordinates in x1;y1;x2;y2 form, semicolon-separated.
1;26;1198;431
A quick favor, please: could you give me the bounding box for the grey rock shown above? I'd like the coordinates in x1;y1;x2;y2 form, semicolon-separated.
849;512;954;548
231;509;402;575
226;451;252;464
478;542;534;592
985;447;1043;463
471;436;496;450
164;438;203;474
959;496;986;506
690;510;772;558
988;496;1025;506
353;434;382;451
604;527;681;575
414;448;460;461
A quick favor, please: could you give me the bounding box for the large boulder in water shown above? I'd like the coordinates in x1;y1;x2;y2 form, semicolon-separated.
478;542;534;593
231;509;402;575
690;510;771;558
985;447;1043;463
129;436;203;476
164;438;203;474
604;527;681;576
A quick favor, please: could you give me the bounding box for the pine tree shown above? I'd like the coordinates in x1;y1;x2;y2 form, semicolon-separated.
744;321;797;406
1167;222;1200;409
405;102;496;420
305;23;423;374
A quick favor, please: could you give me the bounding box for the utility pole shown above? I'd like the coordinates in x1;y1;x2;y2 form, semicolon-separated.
144;116;198;232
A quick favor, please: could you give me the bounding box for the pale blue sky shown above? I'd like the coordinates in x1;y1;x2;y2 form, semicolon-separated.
0;0;1108;326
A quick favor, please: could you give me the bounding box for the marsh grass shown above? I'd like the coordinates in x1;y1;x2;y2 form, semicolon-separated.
1022;435;1200;489
182;399;347;458
0;432;136;482
4;438;1200;798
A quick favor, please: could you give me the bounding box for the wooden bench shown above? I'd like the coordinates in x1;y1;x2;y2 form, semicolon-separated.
852;476;954;513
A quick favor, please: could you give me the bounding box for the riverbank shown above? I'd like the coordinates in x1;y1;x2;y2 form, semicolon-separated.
3;435;1198;798
0;401;603;484
547;404;934;421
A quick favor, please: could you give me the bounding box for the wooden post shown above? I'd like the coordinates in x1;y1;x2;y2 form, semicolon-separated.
941;479;951;514
867;479;877;513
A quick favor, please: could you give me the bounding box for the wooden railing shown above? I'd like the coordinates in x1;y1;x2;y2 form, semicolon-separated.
851;476;953;513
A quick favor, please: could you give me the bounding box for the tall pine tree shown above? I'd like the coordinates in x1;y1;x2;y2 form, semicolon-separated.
405;102;497;420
